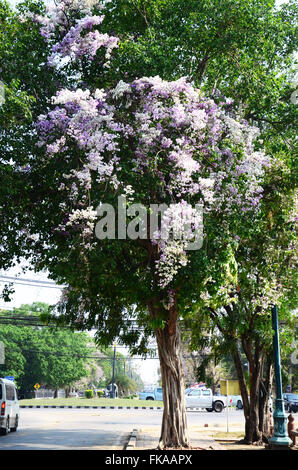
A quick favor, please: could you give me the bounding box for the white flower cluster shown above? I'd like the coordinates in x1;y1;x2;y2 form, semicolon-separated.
70;0;100;12
123;185;135;202
37;0;102;39
155;239;188;287
198;178;215;205
46;136;67;155
52;89;98;115
94;88;106;101
153;202;203;287
66;206;97;238
111;80;132;99
200;291;211;301
236;151;270;177
224;115;244;145
224;115;261;151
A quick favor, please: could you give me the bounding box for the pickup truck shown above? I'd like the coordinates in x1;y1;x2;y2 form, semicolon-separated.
140;386;231;412
185;387;228;412
139;387;163;401
229;395;243;409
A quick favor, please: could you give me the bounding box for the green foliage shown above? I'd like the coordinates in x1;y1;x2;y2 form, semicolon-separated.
0;303;92;393
100;0;297;146
105;372;141;396
84;389;94;398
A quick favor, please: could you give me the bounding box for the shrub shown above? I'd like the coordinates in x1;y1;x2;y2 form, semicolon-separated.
97;390;104;397
84;390;94;399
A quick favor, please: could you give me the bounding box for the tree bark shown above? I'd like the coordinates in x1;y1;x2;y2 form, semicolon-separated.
232;340;272;444
232;346;250;437
247;352;263;444
149;299;190;449
259;357;273;443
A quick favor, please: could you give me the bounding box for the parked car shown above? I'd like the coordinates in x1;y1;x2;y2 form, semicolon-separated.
0;378;19;435
139;387;163;401
283;393;298;413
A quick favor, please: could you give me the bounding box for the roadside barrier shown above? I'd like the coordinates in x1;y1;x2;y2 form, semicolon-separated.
20;405;217;411
20;405;163;410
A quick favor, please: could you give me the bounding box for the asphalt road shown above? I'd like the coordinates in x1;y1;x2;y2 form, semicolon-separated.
0;408;246;451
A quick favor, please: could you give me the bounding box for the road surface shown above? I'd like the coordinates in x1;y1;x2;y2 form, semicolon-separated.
0;408;245;450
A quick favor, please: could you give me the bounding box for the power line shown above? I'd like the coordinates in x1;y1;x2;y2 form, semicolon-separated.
1;347;203;361
0;315;146;328
0;277;64;290
0;318;193;335
0;275;64;287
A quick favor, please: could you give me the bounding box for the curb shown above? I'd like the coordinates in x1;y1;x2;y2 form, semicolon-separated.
19;405;163;410
126;429;139;450
19;405;212;411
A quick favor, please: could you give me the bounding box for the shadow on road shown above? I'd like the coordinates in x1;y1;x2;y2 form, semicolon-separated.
0;427;130;450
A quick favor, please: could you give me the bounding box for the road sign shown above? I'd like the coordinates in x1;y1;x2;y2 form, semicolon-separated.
34;383;40;390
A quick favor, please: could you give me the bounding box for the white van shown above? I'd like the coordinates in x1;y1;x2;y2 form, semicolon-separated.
0;378;19;435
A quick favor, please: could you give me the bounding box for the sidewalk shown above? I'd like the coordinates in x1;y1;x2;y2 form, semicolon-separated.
127;425;298;451
126;426;227;450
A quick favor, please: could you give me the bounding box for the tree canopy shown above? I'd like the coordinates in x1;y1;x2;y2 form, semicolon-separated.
0;0;296;448
0;302;92;394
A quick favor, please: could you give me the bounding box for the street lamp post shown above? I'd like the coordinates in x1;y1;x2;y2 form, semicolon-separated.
269;305;292;448
111;341;116;399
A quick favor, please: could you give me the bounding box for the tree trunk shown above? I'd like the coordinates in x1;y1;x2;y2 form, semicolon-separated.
247;348;263;444
149;299;189;449
232;341;272;444
232;345;251;439
259;357;273;443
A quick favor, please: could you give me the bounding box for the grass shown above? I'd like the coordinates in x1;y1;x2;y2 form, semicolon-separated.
209;431;244;439
19;397;164;408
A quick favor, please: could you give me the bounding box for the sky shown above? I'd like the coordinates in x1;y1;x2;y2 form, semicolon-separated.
0;266;61;309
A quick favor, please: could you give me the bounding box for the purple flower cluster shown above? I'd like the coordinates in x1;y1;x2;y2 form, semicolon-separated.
35;74;270;287
48;15;118;65
36;3;118;66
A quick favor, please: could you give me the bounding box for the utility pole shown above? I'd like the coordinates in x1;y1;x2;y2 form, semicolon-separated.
269;305;292;448
226;379;229;433
111;341;116;399
0;341;4;366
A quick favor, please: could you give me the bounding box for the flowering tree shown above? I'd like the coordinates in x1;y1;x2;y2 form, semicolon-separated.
13;0;273;448
0;0;296;448
184;156;297;444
